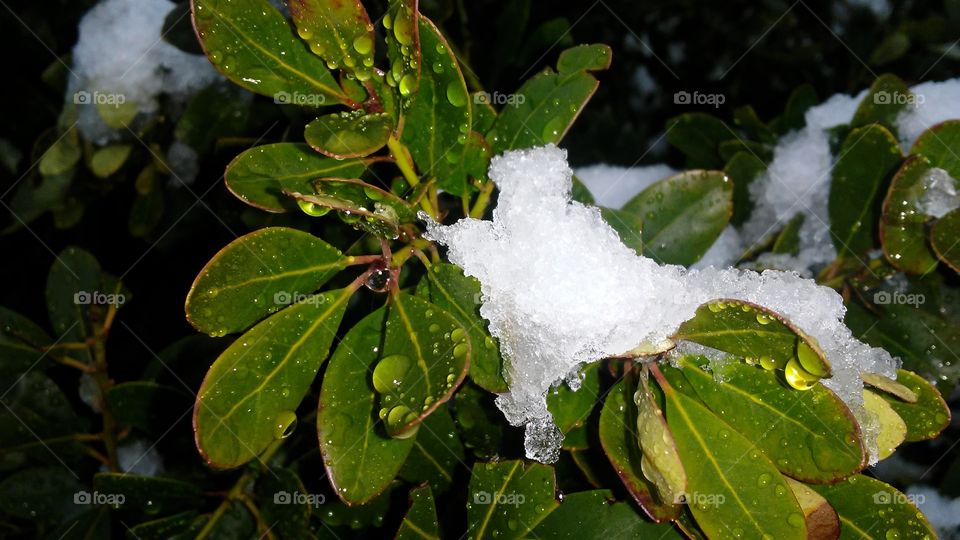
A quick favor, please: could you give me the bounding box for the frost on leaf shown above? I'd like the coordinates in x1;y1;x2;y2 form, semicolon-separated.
425;144;899;464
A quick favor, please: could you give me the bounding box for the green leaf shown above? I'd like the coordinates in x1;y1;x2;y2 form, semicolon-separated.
191;0;352;105
163;0;203;54
288;0;375;81
880;155;940;273
851;74;911;131
318;308;415;504
129;164;165;238
396;485;440;540
256;467;313;539
622;170;732;266
289;177;417;238
546;363;600;447
0;467;83;524
126;511;203;539
195;288;350;468
225;143;367;213
724;151;767;226
93;473;202;514
775;84;818;134
467;460;559;539
809;475;935;539
472;95;497;134
882;370;951;441
863;389;907;460
773;214;805;255
490;45;610;154
660;376;807;540
671;356;865;482
932;208;960;272
399;406;465;492
376;292;469;437
46;247;110;364
733;105;776;144
90;144;132;178
398;16;473;195
383;0;421;100
717;139;773;163
556;44;613;74
909;119;960;177
530;490;684;539
304;111;393;159
598;377;680;522
38;126;81;177
105;382;191;436
784;477;840;539
452;381;509;458
571;174;595;204
634;371;687;505
0;306;52;376
829;124;903;258
185;227;347;335
175;83;250;152
870;32;910;65
665;113;730;169
0;372;87;453
599;207;643;256
417;262;507;392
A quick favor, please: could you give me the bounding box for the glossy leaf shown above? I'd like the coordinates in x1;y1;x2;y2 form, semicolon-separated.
556;44;613;74
452;382;509;459
417;262;507;392
546;363;600;444
288;0;375;81
673;298;832;377
809;475;935;540
660;376;807;540
784;477;840;540
881;369;951;441
398;16;473;195
399;406;465;492
304;110;392;159
598;377;680;522
490;45;610;154
191;0;352;106
396;484;440;540
466;460;559;539
932;208;960;272
0;307;52;376
724;151;766;226
829;124;903;258
224;143;366;213
599;207;643;256
185;227;346;335
621;170;732;266
195;288;350;468
318;308;414;504
863;390;907;460
93;473;202;514
256;467;313;538
531;490;683;539
775;84;818;134
377;292;469;437
672;356;865;482
383;0;421;101
880;155;940;273
773;213;805;255
290;177;417;238
851;74;911;131
665;113;730;169
909;119;960;177
634;371;687;505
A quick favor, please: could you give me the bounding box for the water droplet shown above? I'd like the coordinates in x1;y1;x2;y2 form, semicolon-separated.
796;340;827;377
757;473;771;487
297;199;330;217
353;35;373;55
372;354;410;393
785;357;818;390
399;73;416;97
453;342;469;360
759;356;776;370
446;82;467;107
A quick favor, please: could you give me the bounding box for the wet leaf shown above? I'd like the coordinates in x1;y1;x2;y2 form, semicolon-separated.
784;477;840;540
195;288;350;468
861;372;917;403
673;298;832;377
185;227;347;335
774;84;817;134
467;460;559;539
318;308;414;504
621;170;732;266
105;382;191;436
599;207;643;256
417;262;507;392
773;213;805;255
0;467;84;525
546;363;600;446
46;247;109;364
126;511;203;539
304;110;393;159
399;406;465;492
93;473;202;514
909;119;960;177
175;83;250;152
880;155;940;273
829;124;903;258
288;0;375;81
256;467;313;539
191;0;352;105
289;177;416;238
665;113;730;169
880;369;951;441
863;390;907;460
225;143;367;213
556;43;613;74
383;0;421;102
634;372;687;505
809;475;935;540
931;208;960;272
396;484;439;540
851;74;911;131
452;382;509;459
530;489;684;539
724;151;766;226
376;292;469;437
0;307;52;377
0;372;87;454
671;356;865;482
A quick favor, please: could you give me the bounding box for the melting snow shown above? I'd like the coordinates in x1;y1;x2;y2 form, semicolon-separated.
917;167;960;219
